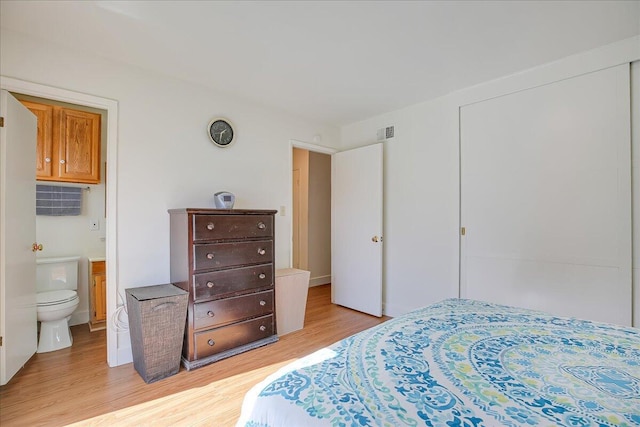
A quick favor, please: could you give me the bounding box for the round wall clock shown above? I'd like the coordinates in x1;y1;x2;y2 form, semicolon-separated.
208;118;235;147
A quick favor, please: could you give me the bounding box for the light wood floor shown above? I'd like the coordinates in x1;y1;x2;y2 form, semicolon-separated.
0;285;389;426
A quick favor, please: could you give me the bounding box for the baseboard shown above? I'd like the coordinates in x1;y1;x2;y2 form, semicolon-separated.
309;275;331;287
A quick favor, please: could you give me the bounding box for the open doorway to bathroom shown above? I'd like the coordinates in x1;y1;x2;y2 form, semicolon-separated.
291;145;332;287
12;93;108;357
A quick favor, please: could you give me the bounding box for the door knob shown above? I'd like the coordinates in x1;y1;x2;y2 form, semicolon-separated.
32;243;43;252
371;236;379;243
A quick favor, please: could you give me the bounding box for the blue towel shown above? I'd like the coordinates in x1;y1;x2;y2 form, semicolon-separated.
36;184;82;216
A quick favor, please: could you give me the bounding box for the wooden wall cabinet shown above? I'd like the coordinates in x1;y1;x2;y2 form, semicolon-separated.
20;100;101;184
169;208;278;370
89;259;106;331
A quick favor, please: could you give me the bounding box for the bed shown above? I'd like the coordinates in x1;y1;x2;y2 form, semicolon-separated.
237;298;640;426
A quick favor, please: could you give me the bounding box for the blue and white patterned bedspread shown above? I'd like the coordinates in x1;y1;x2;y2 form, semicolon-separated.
237;299;640;426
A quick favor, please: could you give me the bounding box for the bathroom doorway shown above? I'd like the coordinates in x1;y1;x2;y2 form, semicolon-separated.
13;93;107;349
1;77;118;366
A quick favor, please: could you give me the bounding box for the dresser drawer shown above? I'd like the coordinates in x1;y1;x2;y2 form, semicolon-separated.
194;290;274;330
194;240;273;271
195;314;274;359
193;264;273;301
193;215;273;241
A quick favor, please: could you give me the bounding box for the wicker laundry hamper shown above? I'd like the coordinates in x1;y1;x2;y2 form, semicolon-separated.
126;284;188;383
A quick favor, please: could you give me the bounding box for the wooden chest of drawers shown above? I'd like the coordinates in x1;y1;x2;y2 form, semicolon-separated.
169;208;278;370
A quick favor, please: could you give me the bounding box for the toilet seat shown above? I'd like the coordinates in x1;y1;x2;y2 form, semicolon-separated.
37;290;78;306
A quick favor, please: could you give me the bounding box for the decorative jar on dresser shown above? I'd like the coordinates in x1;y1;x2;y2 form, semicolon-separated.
169;208;278;370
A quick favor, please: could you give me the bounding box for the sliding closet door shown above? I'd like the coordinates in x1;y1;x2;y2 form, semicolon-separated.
460;64;631;326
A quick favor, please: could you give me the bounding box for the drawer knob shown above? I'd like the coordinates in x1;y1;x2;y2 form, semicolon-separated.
257;221;266;230
259;325;266;332
206;253;215;260
259;300;266;306
259;273;266;279
257;248;266;256
207;311;215;317
206;222;215;231
206;281;214;288
208;339;215;346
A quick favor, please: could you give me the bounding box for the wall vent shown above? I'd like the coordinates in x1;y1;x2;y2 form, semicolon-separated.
376;126;395;141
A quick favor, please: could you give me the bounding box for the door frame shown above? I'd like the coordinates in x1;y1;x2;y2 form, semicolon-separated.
288;140;336;268
0;76;120;367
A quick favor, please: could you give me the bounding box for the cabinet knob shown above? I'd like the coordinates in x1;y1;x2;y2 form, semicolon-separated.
45;157;51;163
257;248;266;256
59;159;66;164
259;273;266;279
206;253;214;260
206;281;214;288
207;339;215;346
259;300;266;306
257;221;266;230
206;222;215;230
207;311;215;317
259;325;266;332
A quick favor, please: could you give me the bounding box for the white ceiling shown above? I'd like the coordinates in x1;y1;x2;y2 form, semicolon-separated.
1;1;639;127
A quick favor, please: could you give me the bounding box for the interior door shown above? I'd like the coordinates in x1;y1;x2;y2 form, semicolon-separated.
460;65;631;326
332;143;383;317
0;90;38;385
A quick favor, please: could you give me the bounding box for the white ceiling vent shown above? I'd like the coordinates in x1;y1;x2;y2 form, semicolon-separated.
376;126;395;141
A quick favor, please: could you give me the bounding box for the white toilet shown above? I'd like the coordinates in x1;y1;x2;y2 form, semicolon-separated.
36;256;81;353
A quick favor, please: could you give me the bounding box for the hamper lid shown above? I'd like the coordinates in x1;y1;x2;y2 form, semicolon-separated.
125;284;187;301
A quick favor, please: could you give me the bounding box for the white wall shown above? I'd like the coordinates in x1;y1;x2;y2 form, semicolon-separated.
341;36;640;319
308;151;331;286
1;29;340;361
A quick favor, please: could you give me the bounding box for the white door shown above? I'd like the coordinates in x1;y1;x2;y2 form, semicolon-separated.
460;65;631;326
332;143;383;317
0;90;38;385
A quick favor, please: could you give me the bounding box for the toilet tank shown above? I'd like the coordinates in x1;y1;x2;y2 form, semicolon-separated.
36;256;81;292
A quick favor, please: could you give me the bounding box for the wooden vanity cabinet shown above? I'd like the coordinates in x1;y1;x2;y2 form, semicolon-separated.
169;208;278;370
89;260;106;331
19;100;101;184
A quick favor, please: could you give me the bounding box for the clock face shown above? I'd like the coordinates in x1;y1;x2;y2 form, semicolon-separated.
208;119;234;147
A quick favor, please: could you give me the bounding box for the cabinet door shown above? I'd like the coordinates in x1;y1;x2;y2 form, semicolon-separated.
57;107;101;184
18;100;54;179
94;273;106;322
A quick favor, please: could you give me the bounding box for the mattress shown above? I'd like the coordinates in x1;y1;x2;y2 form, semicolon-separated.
237;298;640;426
